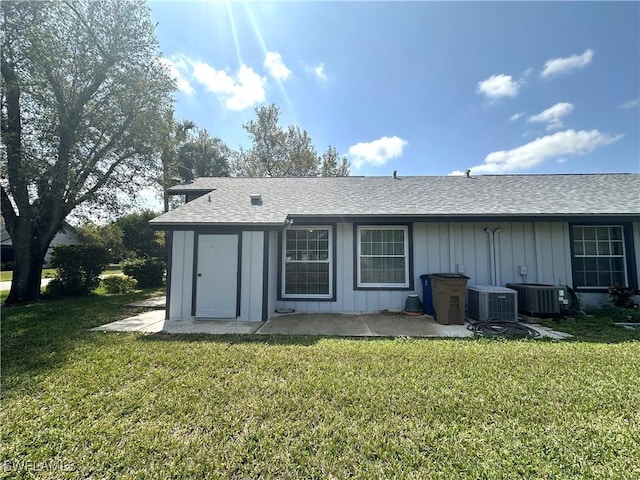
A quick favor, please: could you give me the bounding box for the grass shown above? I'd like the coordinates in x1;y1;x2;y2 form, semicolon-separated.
539;306;640;343
1;294;639;478
0;264;123;282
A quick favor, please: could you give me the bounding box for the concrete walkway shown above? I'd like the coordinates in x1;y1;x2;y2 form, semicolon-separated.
91;310;572;339
0;278;52;291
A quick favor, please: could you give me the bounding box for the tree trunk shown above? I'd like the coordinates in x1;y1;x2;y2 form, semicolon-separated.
5;219;54;304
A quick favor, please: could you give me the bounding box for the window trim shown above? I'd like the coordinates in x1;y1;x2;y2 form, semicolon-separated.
569;222;637;293
279;225;336;301
354;224;413;290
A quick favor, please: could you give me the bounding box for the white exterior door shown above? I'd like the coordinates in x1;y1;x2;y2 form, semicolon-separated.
195;234;238;318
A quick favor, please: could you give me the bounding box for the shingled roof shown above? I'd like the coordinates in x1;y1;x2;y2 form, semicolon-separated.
151;174;640;227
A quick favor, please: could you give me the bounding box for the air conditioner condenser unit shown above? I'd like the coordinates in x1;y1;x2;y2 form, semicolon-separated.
467;286;518;322
506;283;567;317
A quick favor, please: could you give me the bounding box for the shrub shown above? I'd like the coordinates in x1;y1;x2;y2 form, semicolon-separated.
47;245;109;296
101;275;138;294
608;283;639;309
585;304;640;323
1;261;15;271
121;257;164;288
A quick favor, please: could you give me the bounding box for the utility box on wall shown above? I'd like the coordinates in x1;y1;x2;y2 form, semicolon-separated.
429;273;470;325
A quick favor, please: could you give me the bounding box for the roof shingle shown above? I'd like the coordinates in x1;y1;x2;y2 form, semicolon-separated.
151;174;640;227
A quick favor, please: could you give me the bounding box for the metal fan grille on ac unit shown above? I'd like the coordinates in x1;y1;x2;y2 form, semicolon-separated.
467;286;518;322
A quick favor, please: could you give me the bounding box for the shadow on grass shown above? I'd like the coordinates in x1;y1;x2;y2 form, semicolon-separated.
138;332;394;347
136;317;640;346
1;288;164;394
538;315;640;343
138;331;551;346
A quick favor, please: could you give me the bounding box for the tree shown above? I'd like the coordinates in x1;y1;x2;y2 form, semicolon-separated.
177;128;230;180
1;0;174;303
320;146;351;177
231;104;350;177
157;114;196;213
156;118;230;212
114;211;165;260
76;222;124;263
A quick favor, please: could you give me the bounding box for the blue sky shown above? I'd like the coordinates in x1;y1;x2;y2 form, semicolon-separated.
150;1;639;177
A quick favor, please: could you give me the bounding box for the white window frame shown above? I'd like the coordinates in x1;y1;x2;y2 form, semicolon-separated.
572;224;628;289
282;226;333;299
357;225;410;288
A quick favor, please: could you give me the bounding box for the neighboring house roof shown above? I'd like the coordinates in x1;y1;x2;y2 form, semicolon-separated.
152;173;640;227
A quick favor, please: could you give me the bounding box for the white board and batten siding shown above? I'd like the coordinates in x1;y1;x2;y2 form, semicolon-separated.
168;230;264;321
415;221;573;287
273;221;575;314
171;220;639;320
169;230;194;320
239;231;264;322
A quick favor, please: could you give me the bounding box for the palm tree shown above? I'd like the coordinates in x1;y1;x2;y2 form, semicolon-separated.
159;114;196;212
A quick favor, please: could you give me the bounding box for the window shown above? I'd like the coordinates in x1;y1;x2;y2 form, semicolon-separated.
572;225;627;289
357;226;410;288
282;227;332;298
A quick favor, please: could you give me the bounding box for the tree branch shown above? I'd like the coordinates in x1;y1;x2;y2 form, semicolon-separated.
66;116;133;203
74;149;133;206
0;53;30;213
0;185;18;236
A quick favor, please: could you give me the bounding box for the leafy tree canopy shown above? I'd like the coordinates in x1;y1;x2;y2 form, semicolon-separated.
231;104;350;177
1;0;175;303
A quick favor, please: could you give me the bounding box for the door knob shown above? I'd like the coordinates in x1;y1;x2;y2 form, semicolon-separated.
197;273;202;277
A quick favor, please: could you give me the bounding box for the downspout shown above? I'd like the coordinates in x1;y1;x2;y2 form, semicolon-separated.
494;228;502;286
484;227;502;286
485;228;495;286
449;224;455;273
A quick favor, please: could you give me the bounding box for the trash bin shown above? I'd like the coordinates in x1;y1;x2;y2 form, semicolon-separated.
419;274;434;315
429;273;470;325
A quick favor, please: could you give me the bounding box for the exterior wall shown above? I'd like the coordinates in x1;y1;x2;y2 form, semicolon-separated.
635;220;640;288
578;220;640;307
169;220;639;320
273;220;575;315
43;227;81;267
267;231;279;318
414;221;572;287
168;230;265;321
238;231;264;321
169;230;194;320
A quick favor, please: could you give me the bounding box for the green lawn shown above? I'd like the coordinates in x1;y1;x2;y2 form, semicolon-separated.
1;294;639;478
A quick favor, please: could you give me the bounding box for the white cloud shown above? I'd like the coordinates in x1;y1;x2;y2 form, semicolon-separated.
509;112;525;122
159;55;194;95
541;49;594;78
618;98;639;109
192;62;265;111
313;63;327;81
348;136;408;169
527;102;574;131
459;129;622;175
476;74;519;98
263;51;291;81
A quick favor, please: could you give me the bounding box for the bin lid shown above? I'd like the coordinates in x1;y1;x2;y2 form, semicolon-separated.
429;273;470;279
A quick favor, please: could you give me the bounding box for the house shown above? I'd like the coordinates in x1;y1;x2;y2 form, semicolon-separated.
0;219;81;268
150;174;640;322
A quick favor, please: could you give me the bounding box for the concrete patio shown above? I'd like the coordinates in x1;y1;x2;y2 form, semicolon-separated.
91;307;572;339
